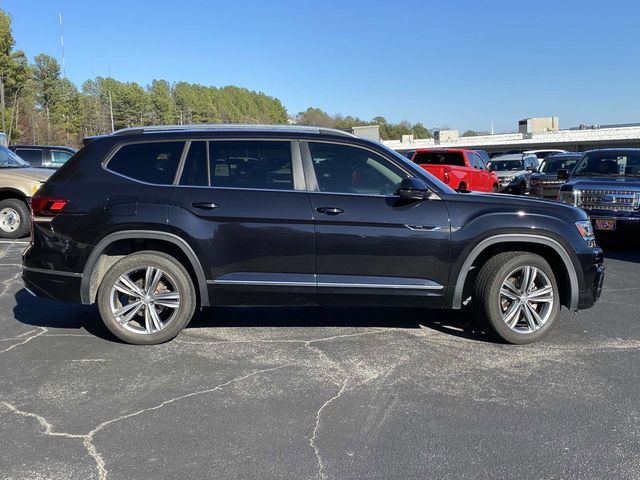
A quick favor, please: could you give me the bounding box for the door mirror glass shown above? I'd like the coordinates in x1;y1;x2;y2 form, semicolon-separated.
557;168;570;180
395;178;430;200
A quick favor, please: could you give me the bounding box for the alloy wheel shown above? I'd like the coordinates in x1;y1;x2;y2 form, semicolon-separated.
109;266;181;334
499;265;554;334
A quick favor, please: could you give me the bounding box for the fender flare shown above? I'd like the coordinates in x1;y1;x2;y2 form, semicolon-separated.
81;230;209;306
452;233;579;310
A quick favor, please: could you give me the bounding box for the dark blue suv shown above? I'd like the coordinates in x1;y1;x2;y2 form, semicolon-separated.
23;125;604;345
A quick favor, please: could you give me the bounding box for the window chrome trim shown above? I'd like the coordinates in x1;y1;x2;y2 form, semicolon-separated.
173;141;191;185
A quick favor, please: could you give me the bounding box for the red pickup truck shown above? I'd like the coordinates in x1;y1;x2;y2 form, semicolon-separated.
409;148;499;192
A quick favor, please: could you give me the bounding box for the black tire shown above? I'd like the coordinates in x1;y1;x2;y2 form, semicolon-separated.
0;198;30;239
97;251;196;345
518;182;527;195
491;184;499;193
458;183;467;192
473;251;560;344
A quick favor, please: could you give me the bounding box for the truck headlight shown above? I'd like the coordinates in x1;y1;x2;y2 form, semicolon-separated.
502;176;515;183
31;182;43;196
559;189;579;206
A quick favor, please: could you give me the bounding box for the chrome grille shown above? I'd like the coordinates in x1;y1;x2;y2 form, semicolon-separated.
578;189;640;212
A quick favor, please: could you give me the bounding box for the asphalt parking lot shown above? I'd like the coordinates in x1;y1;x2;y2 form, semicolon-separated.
0;240;638;480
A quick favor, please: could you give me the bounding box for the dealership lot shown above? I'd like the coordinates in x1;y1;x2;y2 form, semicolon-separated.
0;240;638;479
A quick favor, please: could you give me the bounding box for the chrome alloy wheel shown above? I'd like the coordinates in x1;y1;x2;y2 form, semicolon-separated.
499;266;554;334
0;207;21;233
109;266;181;334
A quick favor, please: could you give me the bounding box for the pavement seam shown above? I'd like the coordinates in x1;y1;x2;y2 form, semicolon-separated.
0;327;47;353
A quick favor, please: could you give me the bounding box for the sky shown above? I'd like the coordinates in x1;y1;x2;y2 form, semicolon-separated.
2;0;639;133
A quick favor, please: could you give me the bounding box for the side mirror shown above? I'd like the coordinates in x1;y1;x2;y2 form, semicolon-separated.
487;164;494;171
557;169;569;180
396;177;430;200
532;167;538;173
525;165;533;172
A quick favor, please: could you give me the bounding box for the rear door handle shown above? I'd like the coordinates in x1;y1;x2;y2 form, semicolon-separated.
191;202;219;210
316;207;344;215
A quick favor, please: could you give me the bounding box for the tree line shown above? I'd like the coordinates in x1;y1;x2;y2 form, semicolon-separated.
1;9;431;148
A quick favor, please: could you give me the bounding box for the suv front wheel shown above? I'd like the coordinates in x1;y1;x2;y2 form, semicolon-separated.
97;251;196;344
474;251;560;344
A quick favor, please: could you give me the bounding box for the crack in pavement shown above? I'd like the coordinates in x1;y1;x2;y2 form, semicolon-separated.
0;327;47;353
1;364;290;480
309;376;350;480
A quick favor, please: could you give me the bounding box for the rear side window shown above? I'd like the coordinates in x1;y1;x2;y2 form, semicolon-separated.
413;151;465;167
108;142;185;184
209;141;293;190
51;150;73;166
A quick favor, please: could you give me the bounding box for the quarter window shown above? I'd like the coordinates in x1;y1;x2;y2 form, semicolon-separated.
108;142;185;184
209;141;293;190
50;150;73;166
309;142;408;195
179;142;208;186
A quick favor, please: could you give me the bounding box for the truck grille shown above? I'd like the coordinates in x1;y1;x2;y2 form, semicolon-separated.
578;189;640;212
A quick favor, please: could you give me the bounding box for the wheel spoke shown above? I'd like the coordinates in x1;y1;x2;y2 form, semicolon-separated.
527;286;553;302
527;267;538;292
143;307;153;333
503;301;521;328
145;267;164;294
503;280;521;296
525;302;543;328
500;288;518;301
148;305;163;331
151;292;180;309
520;267;532;293
115;301;143;325
115;274;144;298
522;303;539;331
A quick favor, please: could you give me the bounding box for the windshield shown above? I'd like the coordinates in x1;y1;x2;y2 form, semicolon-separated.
539;157;579;174
489;160;523;171
573;152;640;176
0;146;31;168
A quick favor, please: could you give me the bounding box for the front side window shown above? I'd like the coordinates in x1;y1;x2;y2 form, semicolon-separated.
15;149;42;164
309;142;408;195
209;141;293;190
108;142;185;184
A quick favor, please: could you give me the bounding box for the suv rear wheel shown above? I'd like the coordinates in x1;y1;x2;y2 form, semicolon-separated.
474;252;559;344
97;251;196;344
0;198;30;238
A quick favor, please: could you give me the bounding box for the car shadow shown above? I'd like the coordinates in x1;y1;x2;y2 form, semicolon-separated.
601;242;640;264
12;289;495;344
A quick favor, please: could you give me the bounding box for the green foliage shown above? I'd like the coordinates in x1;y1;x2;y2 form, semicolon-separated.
296;109;433;140
462;130;490;137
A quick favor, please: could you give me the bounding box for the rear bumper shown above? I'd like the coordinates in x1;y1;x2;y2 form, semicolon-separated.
22;244;83;303
578;262;604;309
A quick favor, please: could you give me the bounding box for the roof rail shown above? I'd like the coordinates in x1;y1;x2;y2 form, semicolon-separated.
111;124;356;138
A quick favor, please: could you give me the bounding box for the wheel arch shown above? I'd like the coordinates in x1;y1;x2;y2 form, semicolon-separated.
81;230;209;306
452;234;579;310
0;187;28;202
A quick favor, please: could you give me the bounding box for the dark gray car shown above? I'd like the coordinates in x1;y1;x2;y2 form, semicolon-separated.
529;153;581;199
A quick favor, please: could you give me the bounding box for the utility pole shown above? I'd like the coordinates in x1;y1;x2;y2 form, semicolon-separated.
0;76;5;133
59;13;66;78
108;91;115;132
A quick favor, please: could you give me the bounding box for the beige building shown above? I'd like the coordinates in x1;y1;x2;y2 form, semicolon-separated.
518;117;559;135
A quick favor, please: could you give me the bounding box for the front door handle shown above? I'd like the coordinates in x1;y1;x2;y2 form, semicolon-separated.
192;202;219;210
316;207;344;215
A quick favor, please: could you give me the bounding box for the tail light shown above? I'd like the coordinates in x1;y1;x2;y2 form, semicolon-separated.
443;167;451;184
31;196;68;217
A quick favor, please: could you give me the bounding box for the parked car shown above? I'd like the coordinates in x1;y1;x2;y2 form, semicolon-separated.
23;125;604;345
558;148;640;236
488;154;539;194
0;132;7;147
523;149;567;161
529;152;581;199
8;145;77;169
0;145;53;238
410;148;499;192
